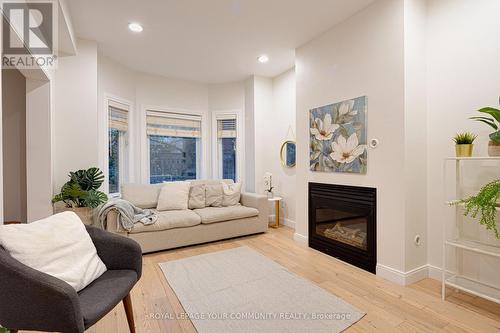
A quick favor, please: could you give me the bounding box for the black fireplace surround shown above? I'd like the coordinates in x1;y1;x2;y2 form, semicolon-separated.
308;182;376;273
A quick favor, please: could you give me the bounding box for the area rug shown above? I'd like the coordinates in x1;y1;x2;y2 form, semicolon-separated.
159;246;365;333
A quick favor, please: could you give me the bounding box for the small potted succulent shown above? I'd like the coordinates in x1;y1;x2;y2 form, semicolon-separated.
453;132;477;157
52;167;108;225
470;107;500;156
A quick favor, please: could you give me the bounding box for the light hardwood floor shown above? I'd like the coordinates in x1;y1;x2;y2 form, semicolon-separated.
25;227;500;333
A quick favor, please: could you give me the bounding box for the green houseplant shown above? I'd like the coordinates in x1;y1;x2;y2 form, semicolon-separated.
453;179;500;239
470;107;500;156
453;132;477;157
52;167;108;224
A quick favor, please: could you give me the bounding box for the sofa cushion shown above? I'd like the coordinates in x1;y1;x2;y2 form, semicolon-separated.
189;179;234;186
188;184;206;209
194;206;259;224
130;210;201;233
157;181;190;211
205;184;223;207
222;182;242;207
121;183;162;209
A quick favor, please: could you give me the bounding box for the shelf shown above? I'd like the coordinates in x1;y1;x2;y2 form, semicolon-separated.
445;275;500;304
445;156;500;161
445;239;500;258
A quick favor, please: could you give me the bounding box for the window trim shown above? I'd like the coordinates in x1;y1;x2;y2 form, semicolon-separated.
140;105;209;184
211;110;242;182
102;94;134;195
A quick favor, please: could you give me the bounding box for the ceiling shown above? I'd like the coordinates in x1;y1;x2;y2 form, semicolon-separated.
67;0;374;83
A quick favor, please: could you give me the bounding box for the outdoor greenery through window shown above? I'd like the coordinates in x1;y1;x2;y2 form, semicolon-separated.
108;104;129;193
147;111;201;183
217;117;237;181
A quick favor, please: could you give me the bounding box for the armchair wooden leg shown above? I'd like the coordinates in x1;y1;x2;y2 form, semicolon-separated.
123;293;136;333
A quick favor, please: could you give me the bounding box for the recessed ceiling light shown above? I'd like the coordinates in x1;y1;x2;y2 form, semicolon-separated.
128;22;143;33
257;55;269;63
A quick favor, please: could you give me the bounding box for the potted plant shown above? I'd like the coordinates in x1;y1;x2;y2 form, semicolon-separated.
52;167;108;225
470;107;500;156
453;179;500;239
453;132;477;157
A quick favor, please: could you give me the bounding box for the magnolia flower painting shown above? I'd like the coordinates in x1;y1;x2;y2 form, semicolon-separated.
310;96;367;174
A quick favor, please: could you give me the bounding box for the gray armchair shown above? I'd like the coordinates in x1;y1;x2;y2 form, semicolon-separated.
0;225;142;333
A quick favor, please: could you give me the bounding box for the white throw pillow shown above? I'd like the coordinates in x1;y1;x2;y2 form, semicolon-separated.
157;181;191;211
0;212;107;292
222;182;242;206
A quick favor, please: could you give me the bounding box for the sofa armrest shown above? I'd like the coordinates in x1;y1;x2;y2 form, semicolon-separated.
241;192;268;214
0;248;84;333
104;209;127;234
85;225;143;279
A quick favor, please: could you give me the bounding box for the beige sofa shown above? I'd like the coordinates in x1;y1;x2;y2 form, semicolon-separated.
104;180;268;253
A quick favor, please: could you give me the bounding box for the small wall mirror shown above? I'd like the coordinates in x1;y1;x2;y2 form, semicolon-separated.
280;140;296;168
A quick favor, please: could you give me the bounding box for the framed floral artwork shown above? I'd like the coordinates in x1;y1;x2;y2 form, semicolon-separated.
309;96;367;174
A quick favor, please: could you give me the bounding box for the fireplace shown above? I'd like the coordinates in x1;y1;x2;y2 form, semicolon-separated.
308;182;376;273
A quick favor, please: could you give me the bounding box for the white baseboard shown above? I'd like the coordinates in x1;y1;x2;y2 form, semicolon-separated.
376;263;442;286
293;232;308;245
268;215;295;229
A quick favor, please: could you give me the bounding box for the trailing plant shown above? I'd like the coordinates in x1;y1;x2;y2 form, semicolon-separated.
453;132;477;145
52;167;108;208
0;326;9;333
453;179;500;238
470;107;500;142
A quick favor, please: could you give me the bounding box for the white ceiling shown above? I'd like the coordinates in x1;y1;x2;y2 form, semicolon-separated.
67;0;374;83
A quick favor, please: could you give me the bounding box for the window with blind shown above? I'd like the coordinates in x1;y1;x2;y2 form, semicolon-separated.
216;117;237;181
147;110;202;183
108;103;129;194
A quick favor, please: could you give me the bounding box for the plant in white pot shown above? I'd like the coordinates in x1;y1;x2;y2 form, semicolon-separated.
470;107;500;156
52;167;108;225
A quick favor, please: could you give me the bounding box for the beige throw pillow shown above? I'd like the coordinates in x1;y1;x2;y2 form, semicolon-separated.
205;184;223;207
222;182;242;206
157;181;190;211
188;184;206;209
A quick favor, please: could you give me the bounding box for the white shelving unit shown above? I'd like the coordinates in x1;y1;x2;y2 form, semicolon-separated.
442;156;500;304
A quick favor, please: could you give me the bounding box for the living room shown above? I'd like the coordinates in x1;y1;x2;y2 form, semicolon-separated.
1;0;500;332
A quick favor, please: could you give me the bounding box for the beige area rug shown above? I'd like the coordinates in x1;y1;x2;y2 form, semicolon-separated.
159;246;364;333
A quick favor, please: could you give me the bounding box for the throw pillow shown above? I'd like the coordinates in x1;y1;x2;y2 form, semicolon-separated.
222;182;242;206
0;211;107;292
157;181;190;211
188;184;206;209
205;184;223;207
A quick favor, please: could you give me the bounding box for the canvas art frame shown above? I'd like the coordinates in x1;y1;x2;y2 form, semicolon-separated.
309;96;367;174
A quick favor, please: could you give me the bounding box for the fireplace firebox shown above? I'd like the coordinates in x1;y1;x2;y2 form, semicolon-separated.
308;182;376;273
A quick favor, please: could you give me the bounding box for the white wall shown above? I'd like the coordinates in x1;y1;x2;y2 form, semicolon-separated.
54;39;98;190
403;0;427;271
269;69;297;225
295;0;407;272
2;68;27;222
426;0;500;268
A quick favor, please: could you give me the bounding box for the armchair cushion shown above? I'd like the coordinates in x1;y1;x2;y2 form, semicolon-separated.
79;270;137;328
0;212;107;292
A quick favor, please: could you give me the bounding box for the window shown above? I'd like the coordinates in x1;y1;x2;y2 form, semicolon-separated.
216;116;237;181
146;111;202;183
108;103;129;194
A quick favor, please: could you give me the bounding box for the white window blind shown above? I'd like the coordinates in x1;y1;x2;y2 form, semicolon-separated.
217;117;236;138
146;111;202;138
109;106;128;132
